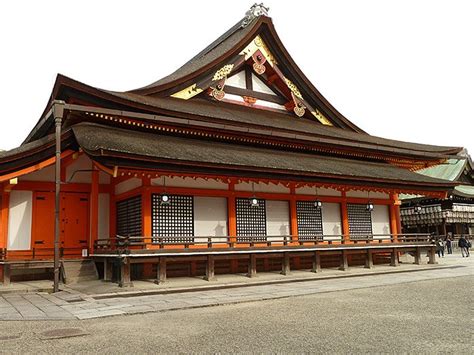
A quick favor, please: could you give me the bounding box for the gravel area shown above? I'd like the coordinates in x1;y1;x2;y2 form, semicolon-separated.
0;275;472;354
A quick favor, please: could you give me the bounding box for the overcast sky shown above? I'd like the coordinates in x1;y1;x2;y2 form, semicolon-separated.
0;0;472;155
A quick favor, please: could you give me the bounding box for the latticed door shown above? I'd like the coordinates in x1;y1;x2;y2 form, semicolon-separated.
296;201;323;240
235;198;266;241
347;203;373;238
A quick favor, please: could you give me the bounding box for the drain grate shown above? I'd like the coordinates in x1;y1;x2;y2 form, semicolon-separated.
40;328;89;340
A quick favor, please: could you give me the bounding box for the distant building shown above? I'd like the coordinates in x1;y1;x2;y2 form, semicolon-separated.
401;151;474;236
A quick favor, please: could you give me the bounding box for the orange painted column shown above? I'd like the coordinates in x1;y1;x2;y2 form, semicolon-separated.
389;193;401;241
289;185;298;241
227;181;237;273
142;177;152;240
89;169;99;253
228;181;237;241
340;192;350;244
0;191;10;249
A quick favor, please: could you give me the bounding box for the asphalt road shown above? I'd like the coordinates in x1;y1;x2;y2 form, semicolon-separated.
1;275;472;354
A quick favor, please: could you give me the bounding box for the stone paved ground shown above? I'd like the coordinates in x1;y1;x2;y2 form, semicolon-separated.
0;275;472;353
0;254;472;321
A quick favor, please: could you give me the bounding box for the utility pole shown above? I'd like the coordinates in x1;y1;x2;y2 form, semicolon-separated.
52;100;65;293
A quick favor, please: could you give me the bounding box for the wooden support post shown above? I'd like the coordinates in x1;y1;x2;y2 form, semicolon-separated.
339;250;348;271
0;192;10;250
414;248;422;265
2;264;10;286
281;252;290;275
311;251;321;273
119;257;133;287
341;195;350;244
155;257;167;284
428;247;437;264
89;169;99;254
104;259;113;281
365;250;373;269
247;254;257;278
204;255;216;281
390;248;399;267
142;178;152;240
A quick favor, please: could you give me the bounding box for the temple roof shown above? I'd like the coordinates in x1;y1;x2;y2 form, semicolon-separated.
72;122;455;193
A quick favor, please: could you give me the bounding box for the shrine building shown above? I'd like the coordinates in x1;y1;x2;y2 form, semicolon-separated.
0;5;463;285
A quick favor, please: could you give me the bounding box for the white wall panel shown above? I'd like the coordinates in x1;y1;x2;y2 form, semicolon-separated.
322;202;342;240
66;154;92;183
151;176;227;190
7;191;32;250
266;200;290;239
235;182;289;193
98;193;110;239
194;197;228;240
372;205;391;238
115;178;142;195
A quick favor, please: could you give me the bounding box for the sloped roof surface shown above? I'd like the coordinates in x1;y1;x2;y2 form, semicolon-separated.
72;122;455;189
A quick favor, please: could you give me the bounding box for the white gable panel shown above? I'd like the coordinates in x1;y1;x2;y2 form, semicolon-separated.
226;71;246;89
252;73;277;96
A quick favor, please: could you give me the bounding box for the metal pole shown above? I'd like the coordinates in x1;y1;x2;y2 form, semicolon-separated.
53;100;65;293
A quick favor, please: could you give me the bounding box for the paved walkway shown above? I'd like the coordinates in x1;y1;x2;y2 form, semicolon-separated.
0;254;472;320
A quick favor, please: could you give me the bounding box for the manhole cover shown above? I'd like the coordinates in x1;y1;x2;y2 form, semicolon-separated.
0;334;22;341
40;328;89;340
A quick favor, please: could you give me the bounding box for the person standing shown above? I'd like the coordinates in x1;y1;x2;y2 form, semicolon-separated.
446;237;453;254
458;235;468;257
466;237;471;257
436;238;445;257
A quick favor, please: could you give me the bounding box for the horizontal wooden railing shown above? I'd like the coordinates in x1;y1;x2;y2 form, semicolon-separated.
93;233;433;253
0;247;85;261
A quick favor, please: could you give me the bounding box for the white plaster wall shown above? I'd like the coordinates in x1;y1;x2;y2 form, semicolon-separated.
151;176;227;190
295;186;341;196
194;197;228;242
372;205;391;239
346;190;389;199
98;193;110;239
266;200;290;240
235;182;289;194
19;164;55;182
226;71;246;88
115;178;142;195
7;191;32;250
322;202;342;241
66;154;93;183
252;73;277;95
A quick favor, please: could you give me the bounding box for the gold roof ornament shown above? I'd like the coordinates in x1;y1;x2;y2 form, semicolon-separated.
241;3;270;28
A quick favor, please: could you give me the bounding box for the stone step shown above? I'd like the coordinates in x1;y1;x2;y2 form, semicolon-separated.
61;260;98;284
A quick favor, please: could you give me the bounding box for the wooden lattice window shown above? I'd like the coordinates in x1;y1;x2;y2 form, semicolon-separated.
236;198;266;238
347;203;373;236
116;195;142;236
152;194;194;242
296;201;323;240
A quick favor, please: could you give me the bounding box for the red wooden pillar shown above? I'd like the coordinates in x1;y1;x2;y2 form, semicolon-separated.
89;169;99;254
0;191;10;250
390;193;401;241
142;177;152;239
340;192;350;244
289;184;300;268
228;181;237;272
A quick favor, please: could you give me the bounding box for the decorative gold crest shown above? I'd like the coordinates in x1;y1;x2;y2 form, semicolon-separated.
212;64;234;81
284;78;303;99
311;110;333;126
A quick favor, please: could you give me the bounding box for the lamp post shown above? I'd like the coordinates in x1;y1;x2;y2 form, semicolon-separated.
52;100;65;293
